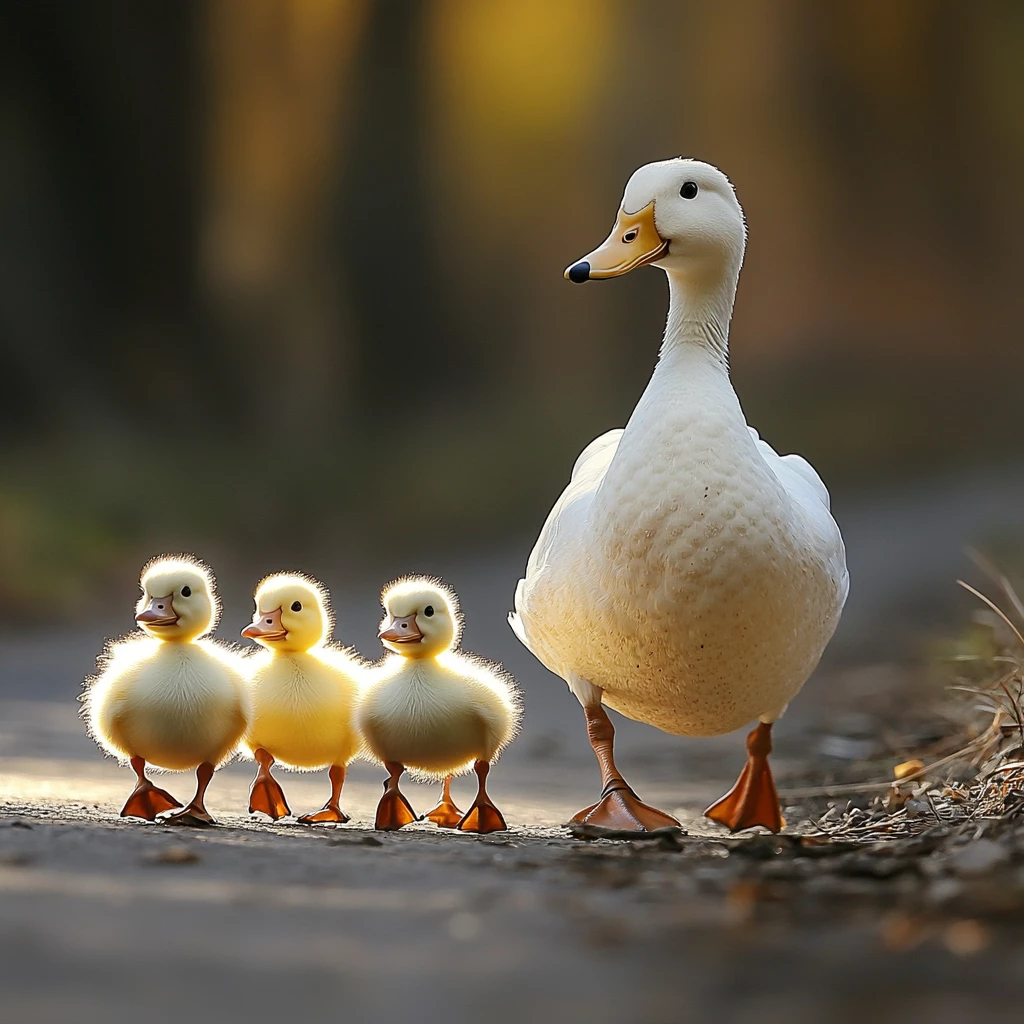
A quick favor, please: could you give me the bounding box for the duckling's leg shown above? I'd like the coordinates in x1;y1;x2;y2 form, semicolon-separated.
704;721;784;833
299;764;350;824
249;748;291;820
163;762;217;827
571;702;679;832
423;776;464;828
374;761;418;830
457;761;507;834
120;756;182;821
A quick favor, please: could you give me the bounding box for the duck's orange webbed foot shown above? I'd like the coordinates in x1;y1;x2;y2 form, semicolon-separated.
423;777;463;829
163;763;219;827
572;704;678;833
374;762;418;830
457;761;507;834
121;757;181;821
704;721;785;833
299;764;349;824
299;805;350;824
571;784;679;832
249;749;291;820
121;780;181;821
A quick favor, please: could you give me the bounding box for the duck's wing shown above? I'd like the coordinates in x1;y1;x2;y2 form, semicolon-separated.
510;429;623;653
748;427;850;611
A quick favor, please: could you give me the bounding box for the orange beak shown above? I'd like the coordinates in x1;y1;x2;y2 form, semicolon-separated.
242;607;288;642
379;614;423;644
136;595;178;627
564;201;668;282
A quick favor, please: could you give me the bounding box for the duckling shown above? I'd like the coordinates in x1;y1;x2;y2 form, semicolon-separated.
240;573;364;823
359;577;521;833
84;555;249;824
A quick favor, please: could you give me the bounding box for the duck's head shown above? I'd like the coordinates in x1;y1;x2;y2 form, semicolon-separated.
136;555;218;642
242;573;331;653
565;158;745;288
378;577;461;659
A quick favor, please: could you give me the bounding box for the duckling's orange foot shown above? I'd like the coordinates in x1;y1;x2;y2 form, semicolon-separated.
249;776;291;821
374;789;418;831
458;798;506;834
298;805;350;825
571;785;679;832
120;781;181;821
162;804;217;828
704;721;785;833
424;797;464;829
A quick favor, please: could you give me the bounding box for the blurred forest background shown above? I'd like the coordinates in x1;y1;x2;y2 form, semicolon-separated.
1;0;1023;624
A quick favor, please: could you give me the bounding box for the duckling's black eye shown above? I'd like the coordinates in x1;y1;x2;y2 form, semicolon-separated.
680;181;698;200
424;605;434;617
291;601;302;612
180;586;191;598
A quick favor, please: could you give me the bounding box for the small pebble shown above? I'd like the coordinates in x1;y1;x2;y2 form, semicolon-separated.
943;919;990;957
148;844;200;865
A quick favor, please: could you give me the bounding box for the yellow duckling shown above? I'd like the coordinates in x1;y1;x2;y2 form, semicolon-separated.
240;573;364;823
359;577;521;833
84;555;249;824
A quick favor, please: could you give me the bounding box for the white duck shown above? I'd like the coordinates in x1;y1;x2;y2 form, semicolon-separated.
84;555;249;824
359;578;521;833
511;158;848;833
240;573;364;823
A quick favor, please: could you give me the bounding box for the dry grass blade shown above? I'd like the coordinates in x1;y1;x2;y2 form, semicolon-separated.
966;547;1024;626
781;717;1003;799
957;580;1024;651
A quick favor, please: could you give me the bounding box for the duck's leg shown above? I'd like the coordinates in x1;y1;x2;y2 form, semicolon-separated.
120;756;181;821
164;762;217;826
248;747;291;820
423;775;464;828
374;761;418;830
704;721;784;833
572;702;679;831
457;761;507;834
299;764;350;824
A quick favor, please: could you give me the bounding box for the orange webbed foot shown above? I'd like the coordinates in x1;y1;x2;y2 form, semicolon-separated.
162;804;217;828
458;797;507;834
374;789;418;831
249;775;291;821
571;784;679;832
704;722;785;833
298;805;350;825
120;781;182;821
424;781;464;829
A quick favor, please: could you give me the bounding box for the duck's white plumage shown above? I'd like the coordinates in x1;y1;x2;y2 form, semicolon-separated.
512;157;848;739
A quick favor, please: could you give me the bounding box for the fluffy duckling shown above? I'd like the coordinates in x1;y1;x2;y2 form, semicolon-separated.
240;573;364;823
84;555;249;824
359;577;521;833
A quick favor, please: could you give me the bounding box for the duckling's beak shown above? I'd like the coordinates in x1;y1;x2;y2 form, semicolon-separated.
379;615;424;644
242;608;288;642
136;595;178;627
564;201;668;283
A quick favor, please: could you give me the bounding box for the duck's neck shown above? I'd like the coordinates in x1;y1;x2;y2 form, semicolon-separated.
658;265;739;372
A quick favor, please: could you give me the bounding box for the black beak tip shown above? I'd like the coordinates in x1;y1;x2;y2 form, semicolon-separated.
567;261;591;284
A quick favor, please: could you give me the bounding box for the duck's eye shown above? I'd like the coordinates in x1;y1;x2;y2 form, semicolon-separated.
622;228;639;243
180;586;191;598
680;181;698;200
424;605;434;617
291;601;302;612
